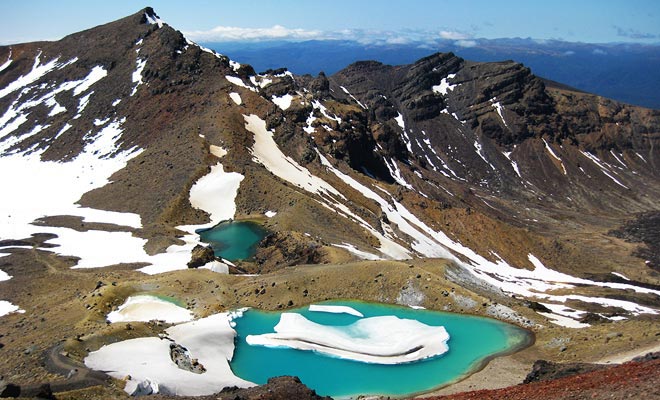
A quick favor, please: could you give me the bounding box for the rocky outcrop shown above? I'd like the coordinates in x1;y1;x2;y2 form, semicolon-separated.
169;342;206;374
523;359;608;383
187;245;216;269
216;376;332;400
609;211;660;272
253;232;327;274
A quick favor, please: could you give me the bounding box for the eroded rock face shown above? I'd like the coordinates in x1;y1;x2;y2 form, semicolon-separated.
253;232;326;273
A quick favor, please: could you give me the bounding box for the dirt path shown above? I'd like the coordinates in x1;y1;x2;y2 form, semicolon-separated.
9;342;111;397
594;341;660;364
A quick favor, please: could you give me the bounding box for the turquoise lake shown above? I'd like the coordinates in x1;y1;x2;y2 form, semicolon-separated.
230;300;532;398
197;221;267;261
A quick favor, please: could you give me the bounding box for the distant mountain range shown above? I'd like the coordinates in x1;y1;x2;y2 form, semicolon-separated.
204;39;660;109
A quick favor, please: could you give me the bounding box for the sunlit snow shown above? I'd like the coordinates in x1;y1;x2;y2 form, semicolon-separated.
229;92;242;105
85;313;254;396
130;58;147;96
432;73;457;95
0;52;77;99
271;93;293;110
107;295;193;323
247;313;450;364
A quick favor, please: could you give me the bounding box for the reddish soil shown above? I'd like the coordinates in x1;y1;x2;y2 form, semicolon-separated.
424;357;660;400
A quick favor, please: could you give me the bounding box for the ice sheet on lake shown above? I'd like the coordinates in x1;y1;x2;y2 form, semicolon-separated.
309;304;364;317
246;313;449;364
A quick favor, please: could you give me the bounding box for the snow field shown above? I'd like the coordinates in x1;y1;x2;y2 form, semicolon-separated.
85;313;254;396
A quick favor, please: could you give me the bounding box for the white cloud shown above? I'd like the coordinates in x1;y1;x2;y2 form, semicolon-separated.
184;25;472;45
184;25;323;42
385;36;412;45
439;30;471;40
455;39;478;48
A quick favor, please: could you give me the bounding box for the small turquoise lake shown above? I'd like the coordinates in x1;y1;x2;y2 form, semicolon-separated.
197;221;267;261
230;300;532;398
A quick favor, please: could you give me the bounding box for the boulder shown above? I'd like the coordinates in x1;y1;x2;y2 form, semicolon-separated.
187;245;216;269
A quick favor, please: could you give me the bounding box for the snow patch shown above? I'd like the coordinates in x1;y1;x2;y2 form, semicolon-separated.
225;75;257;92
580;151;629;189
249;75;272;88
611;272;630;281
244;114;342;198
339;85;366;109
333;243;381;260
543;139;567;175
85;313;254;396
130;58;147;96
188;163;244;226
145;11;164;28
73;65;107;96
0;52;77;99
45;97;66;116
312;100;341;124
0;300;24;317
490;98;508;127
384;158;414;189
107;295;193;323
264;210;277;218
229;60;241;72
271;93;293;110
432;73;457;95
474;140;496;171
503;151;521;177
0;50;11;73
229;92;242;105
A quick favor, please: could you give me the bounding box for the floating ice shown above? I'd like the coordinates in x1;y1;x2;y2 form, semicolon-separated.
247;313;449;364
309;304;364;317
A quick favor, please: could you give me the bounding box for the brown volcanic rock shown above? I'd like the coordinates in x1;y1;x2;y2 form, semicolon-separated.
424;356;660;400
252;231;327;274
522;359;608;383
187;244;215;268
609;211;660;272
146;376;331;400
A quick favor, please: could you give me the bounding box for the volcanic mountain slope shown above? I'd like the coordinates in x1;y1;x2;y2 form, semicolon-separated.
1;5;659;331
0;7;659;397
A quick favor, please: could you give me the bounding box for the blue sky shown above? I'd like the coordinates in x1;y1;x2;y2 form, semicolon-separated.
0;0;659;45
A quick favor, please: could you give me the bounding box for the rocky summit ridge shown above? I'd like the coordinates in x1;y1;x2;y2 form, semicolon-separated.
0;7;659;400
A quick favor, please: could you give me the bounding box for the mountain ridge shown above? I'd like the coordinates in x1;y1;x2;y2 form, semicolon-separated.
205;38;660;109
